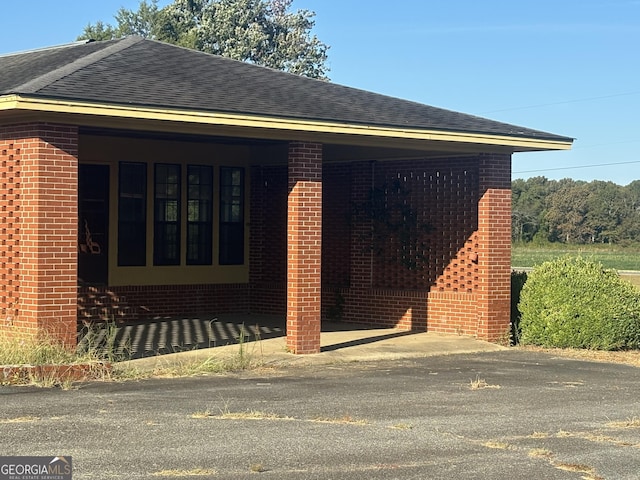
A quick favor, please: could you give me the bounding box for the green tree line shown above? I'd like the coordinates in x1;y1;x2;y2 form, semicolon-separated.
512;177;640;245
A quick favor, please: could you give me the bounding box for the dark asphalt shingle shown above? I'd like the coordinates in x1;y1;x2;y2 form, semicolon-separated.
0;36;572;143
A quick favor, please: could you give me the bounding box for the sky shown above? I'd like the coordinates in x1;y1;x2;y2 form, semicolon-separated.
1;0;638;185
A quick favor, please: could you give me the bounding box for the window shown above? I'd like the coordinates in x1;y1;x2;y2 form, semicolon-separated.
154;164;181;265
219;167;244;265
118;162;147;266
186;165;213;265
116;162;245;269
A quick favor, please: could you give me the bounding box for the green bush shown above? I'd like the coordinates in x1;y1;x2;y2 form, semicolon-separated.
518;256;640;350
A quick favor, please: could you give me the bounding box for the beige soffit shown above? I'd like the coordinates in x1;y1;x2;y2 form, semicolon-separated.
0;95;573;152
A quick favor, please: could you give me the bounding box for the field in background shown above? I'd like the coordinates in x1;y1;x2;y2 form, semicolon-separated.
512;243;640;271
512;243;640;288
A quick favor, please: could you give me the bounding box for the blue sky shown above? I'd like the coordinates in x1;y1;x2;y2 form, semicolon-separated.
1;0;638;185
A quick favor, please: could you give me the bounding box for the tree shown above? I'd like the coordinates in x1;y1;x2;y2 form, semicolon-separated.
511;176;556;242
78;0;330;79
619;180;640;243
584;181;624;243
545;180;591;243
513;176;640;245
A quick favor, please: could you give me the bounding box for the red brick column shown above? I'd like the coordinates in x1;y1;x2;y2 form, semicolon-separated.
287;142;322;354
0;124;78;347
477;154;511;343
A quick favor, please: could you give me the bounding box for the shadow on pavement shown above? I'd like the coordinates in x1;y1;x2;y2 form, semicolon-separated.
78;315;420;360
79;315;285;360
321;330;417;352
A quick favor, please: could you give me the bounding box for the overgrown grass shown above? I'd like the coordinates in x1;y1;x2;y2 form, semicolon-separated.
512;242;640;271
2;322;264;386
111;324;264;381
0;334;77;366
0;321;127;366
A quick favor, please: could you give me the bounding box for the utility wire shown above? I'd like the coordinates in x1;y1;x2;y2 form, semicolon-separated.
514;159;640;174
480;91;640;114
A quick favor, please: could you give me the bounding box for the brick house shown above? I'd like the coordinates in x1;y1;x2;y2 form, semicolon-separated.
0;37;572;354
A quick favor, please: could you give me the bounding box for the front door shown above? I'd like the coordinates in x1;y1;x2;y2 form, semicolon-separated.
78;164;109;284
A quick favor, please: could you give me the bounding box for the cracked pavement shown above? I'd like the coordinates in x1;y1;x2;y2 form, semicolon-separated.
1;350;639;479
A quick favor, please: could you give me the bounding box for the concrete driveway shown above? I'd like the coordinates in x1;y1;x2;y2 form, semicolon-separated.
1;349;639;479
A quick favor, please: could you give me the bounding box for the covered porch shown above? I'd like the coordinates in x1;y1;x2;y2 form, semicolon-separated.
0;37;573;355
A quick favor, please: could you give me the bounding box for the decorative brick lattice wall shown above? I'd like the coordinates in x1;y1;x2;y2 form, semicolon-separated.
0;136;22;333
370;160;479;292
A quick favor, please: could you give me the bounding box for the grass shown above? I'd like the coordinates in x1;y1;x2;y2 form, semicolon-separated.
113;326;265;381
311;414;368;425
0;323;125;387
482;441;512;450
469;375;500;390
0;333;82;366
0;416;40;424
250;463;267;473
151;468;216;477
2;321;264;387
528;448;553;458
203;410;292;421
390;423;413;430
606;417;640;429
0;322;124;367
519;345;640;368
512;243;640;271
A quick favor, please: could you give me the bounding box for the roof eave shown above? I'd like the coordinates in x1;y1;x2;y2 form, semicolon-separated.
0;95;573;153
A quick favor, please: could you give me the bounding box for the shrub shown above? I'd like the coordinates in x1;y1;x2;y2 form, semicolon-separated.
518;256;640;350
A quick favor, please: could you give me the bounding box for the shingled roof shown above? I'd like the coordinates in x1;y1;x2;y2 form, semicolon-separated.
0;36;572;148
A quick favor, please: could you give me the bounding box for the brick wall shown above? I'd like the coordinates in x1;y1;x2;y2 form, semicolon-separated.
426;154;511;340
248;153;511;342
78;283;249;321
322;163;351;287
0;130;22;337
332;158;481;332
477;153;512;342
286;142;322;353
249;165;287;314
0;123;78;346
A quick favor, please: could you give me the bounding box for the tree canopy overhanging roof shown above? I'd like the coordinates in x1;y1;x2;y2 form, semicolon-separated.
0;36;573;151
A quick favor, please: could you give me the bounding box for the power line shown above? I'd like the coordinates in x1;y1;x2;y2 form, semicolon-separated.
513;159;640;175
480;91;640;114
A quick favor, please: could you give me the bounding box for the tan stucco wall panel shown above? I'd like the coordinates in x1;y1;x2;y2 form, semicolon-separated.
79;134;251;287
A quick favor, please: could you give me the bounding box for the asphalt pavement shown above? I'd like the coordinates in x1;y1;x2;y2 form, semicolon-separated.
2;341;639;479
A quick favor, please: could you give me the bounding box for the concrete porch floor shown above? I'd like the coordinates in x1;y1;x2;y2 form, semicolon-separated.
79;313;505;367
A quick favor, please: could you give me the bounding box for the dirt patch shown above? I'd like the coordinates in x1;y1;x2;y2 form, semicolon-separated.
518;346;640;368
1;363;111;386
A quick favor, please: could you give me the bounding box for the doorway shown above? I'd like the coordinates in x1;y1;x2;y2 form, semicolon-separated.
78;164;109;284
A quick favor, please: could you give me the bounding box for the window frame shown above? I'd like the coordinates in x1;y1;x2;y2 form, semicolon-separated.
153;163;182;266
117;162;147;267
219;167;245;265
186;164;214;265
